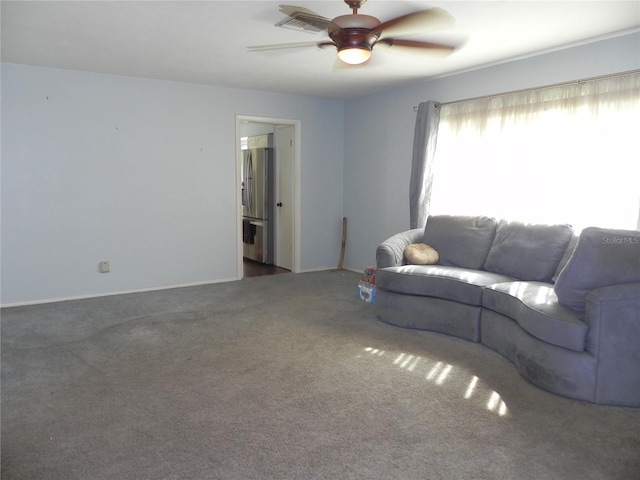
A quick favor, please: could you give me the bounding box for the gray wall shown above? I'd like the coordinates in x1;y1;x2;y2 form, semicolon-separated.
1;64;344;304
2;32;638;305
342;32;640;272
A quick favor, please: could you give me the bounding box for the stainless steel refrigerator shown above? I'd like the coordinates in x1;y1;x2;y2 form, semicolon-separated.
241;134;274;264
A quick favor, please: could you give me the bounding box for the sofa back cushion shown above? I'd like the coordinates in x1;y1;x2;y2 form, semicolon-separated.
483;220;574;282
423;215;497;270
554;227;640;311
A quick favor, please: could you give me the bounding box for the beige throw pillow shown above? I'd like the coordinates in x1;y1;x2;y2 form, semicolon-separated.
404;243;439;265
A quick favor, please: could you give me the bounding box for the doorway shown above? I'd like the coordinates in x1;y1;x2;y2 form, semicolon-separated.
236;116;300;279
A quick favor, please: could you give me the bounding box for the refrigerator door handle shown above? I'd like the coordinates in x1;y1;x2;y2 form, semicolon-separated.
241;153;247;207
241;179;246;207
244;151;253;212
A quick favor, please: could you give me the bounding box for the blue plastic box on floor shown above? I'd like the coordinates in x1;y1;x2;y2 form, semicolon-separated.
358;267;377;304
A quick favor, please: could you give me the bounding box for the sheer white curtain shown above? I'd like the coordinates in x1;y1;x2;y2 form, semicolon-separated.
430;72;640;231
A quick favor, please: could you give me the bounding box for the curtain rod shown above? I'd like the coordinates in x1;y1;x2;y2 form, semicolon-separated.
413;69;640;111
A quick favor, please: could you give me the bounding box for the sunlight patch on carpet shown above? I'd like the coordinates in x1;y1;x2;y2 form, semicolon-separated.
362;346;508;417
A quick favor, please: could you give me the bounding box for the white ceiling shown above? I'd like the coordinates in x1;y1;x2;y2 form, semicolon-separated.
2;1;639;100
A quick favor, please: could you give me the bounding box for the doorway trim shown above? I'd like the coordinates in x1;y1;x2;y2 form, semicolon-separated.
235;115;301;278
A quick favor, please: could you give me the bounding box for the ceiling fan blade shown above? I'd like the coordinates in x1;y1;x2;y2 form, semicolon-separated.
278;5;332;32
377;38;455;52
247;41;331;52
375;39;456;59
372;7;455;39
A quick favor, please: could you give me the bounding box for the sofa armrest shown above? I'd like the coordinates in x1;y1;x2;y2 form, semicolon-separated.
584;282;640;406
376;228;424;268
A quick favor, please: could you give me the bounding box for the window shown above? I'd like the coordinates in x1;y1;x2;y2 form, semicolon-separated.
429;72;640;231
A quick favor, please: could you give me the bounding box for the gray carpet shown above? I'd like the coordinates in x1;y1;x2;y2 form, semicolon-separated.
1;270;639;480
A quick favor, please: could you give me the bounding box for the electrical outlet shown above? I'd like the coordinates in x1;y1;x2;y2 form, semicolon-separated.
99;261;110;273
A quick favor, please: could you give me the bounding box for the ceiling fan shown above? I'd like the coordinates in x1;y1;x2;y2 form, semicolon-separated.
248;0;457;66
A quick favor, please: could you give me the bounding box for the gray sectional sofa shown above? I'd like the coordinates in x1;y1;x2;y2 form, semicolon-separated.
375;215;640;406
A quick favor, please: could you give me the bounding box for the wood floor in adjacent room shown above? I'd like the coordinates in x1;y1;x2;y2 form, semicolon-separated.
243;258;290;278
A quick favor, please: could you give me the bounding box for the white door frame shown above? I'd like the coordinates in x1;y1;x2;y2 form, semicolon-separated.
235;115;301;278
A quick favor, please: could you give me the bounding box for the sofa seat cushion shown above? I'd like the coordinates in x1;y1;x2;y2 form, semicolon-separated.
483;281;588;352
377;265;514;306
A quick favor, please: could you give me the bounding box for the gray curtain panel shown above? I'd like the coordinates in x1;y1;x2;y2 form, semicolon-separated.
409;101;441;229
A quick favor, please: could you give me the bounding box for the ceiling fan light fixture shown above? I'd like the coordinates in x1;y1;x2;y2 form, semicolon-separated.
337;46;371;65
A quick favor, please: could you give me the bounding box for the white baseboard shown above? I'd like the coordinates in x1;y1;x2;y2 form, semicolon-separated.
1;278;239;308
